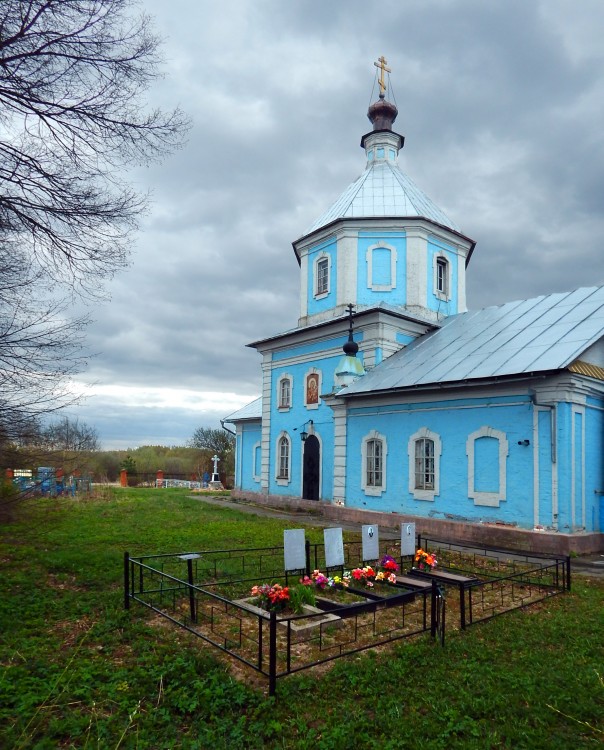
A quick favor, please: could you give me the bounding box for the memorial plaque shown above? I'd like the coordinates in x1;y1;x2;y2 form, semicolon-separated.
283;529;306;571
361;524;380;562
324;527;344;568
401;522;416;556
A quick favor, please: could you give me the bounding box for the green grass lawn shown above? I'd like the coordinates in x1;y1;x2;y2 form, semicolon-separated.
0;488;602;749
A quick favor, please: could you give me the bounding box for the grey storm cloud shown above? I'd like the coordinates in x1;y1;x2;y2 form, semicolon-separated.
67;0;604;448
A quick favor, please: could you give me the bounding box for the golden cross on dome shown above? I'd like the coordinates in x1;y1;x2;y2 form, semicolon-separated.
374;55;391;96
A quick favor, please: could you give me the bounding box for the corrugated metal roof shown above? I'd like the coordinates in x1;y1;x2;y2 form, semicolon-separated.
303;160;460;236
339;286;604;397
568;360;604;381
224;397;262;423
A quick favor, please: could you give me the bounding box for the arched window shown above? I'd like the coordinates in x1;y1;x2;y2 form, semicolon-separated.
436;257;448;295
408;428;442;501
277;375;292;410
313;253;330;298
367;438;383;487
276;433;291;485
316;257;329;295
434;253;451;300
361;430;387;496
415;438;435;489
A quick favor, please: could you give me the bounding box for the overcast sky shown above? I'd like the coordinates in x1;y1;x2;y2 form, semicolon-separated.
65;0;604;449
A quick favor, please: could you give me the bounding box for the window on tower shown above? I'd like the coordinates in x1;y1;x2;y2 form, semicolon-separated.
316;257;329;295
436;257;448;297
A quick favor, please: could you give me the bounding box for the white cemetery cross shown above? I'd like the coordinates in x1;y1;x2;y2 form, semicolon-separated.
362;524;380;562
324;527;344;569
401;523;416;557
211;454;221;482
283;529;306;572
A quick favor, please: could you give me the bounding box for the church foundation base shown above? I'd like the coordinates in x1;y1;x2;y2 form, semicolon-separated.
231;490;603;555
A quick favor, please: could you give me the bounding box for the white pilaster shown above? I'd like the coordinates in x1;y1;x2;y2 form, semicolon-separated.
331;399;348;505
299;252;309;319
260;354;272;493
336;230;357;307
405;227;428;311
457;247;467;313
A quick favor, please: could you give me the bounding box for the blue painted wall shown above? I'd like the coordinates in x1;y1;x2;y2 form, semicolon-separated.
357;231;406;306
344;395;538;528
237;421;262;492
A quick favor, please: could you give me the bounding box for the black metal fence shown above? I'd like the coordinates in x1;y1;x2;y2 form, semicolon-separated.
123;537;568;695
416;535;570;629
124;542;443;695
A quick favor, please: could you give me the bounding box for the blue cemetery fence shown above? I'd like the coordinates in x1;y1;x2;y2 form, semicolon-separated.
9;466;91;497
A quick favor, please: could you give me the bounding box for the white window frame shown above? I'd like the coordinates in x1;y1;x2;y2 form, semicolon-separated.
361;430;387;496
366;242;397;292
277;374;293;411
275;431;292;486
313;252;331;299
408;427;441;501
303;367;321;410
433;252;451;301
466;426;509;507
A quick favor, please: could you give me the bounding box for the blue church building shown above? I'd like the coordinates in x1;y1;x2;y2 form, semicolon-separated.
225;63;604;553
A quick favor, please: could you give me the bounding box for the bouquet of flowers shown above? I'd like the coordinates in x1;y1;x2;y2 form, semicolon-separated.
350;565;376;588
250;583;290;612
306;569;354;589
414;548;438;571
379;554;400;573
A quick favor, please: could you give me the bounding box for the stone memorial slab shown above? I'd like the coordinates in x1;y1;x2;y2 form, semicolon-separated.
283;529;306;571
361;524;380;561
401;523;416;556
324;527;344;568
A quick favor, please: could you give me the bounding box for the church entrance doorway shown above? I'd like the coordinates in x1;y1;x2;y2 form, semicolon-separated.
302;435;320;500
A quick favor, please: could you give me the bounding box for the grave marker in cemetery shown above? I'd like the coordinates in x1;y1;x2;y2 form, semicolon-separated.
401;523;416;556
324;527;344;568
283;529;306;571
361;524;380;562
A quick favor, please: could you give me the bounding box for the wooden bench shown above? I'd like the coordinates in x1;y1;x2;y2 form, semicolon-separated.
410;569;480;585
395;574;433;590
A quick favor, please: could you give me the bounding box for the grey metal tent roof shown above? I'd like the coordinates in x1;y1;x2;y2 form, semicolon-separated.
339;285;604;397
303;159;460;237
224;396;262;423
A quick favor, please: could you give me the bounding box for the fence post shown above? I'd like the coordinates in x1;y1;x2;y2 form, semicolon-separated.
566;555;571;592
430;579;436;638
124;552;130;610
268;610;277;696
305;540;311;578
187;558;197;623
459;583;466;630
